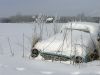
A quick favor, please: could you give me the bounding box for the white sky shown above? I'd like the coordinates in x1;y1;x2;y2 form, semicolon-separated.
0;0;100;17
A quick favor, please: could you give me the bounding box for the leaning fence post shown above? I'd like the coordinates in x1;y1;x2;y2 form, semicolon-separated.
7;37;14;56
22;33;25;57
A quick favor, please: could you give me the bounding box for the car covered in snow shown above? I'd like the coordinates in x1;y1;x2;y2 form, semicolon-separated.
31;22;100;63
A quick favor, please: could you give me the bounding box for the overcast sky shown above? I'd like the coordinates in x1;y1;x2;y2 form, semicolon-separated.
0;0;100;17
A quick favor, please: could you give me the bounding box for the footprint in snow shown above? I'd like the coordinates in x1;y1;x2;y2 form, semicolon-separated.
0;64;8;68
95;71;100;74
16;67;25;71
4;65;8;68
40;71;53;75
0;64;3;67
72;71;80;75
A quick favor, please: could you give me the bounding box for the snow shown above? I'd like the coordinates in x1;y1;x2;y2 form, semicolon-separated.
0;55;100;75
40;71;54;75
35;22;100;59
0;23;63;56
0;22;100;75
71;71;80;75
16;67;25;71
60;22;100;34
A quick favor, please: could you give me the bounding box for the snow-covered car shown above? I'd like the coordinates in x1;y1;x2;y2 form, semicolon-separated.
31;22;100;63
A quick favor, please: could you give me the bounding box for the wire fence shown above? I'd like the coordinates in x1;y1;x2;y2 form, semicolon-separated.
0;33;32;57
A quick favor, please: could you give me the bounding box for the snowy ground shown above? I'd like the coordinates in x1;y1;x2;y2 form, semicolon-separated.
1;55;100;75
0;23;100;75
0;23;62;56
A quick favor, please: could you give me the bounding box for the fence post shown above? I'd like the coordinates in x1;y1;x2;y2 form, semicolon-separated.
8;37;14;56
22;33;25;57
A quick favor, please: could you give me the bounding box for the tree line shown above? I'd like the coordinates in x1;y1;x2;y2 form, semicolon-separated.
0;14;100;23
